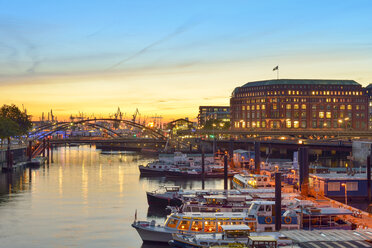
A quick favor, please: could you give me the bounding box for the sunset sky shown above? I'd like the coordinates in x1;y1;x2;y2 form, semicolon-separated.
0;0;372;121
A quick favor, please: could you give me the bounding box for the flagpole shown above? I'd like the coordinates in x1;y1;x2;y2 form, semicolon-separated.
277;67;279;80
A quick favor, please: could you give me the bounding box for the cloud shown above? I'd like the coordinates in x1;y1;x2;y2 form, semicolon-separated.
106;19;201;70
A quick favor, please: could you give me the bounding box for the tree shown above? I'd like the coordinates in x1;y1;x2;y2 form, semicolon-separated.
203;119;230;130
0;104;32;147
0;117;19;147
0;104;32;137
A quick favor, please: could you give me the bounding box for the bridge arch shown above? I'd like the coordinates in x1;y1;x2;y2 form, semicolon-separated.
30;118;166;141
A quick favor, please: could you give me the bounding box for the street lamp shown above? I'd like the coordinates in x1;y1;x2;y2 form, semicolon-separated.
341;183;347;205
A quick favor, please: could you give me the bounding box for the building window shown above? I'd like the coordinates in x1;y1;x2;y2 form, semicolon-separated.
262;105;265;110
346;182;358;191
319;112;325;118
301;104;306;110
301;121;306;128
286;120;291;128
294;121;299;128
294;104;299;109
312;121;317;128
328;182;340;191
340;105;345;110
326;112;331;118
286;104;291;110
286;111;291;118
347;105;352;110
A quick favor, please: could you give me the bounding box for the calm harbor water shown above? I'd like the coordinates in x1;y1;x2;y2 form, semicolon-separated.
0;145;225;248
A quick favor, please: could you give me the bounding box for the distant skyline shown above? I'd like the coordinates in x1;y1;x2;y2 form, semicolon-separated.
1;0;372;121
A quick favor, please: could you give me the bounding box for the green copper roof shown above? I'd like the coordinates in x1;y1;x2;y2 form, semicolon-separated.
241;79;360;88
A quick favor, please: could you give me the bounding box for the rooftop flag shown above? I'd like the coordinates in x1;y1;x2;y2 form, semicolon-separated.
273;65;279;71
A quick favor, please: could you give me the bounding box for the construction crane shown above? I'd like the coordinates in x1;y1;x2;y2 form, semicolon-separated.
132;108;140;123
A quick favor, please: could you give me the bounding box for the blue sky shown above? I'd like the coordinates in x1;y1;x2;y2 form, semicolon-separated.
0;0;371;120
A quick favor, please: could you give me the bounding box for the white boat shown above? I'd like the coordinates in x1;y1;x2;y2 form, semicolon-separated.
169;224;291;248
232;173;274;189
132;212;256;243
132;200;300;243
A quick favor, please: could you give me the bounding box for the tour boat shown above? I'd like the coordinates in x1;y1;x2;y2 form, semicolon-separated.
232;173;275;189
146;187;275;208
169;225;289;248
132;200;300;243
169;224;252;248
132;212;256;243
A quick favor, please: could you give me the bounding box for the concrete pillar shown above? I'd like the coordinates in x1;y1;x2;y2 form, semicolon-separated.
254;142;261;174
275;172;282;231
299;147;309;195
368;146;372;202
28;141;32;161
224;155;228;190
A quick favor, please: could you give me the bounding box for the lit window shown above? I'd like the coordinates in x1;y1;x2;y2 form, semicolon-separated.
273;104;277;110
319;112;324;118
256;105;260;110
294;104;299;109
261;105;265;110
301;104;306;110
294;121;299;128
326;112;331;118
286;104;291;110
340;105;345;110
286;120;291;128
347;105;352;110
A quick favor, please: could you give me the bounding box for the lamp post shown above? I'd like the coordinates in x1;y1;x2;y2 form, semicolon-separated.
212;123;216;156
341;183;347;205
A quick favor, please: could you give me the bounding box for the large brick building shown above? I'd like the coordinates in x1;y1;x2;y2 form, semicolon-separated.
230;79;368;130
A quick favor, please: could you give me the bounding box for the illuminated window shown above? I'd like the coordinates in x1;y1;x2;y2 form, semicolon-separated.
262;121;266;128
242;106;245;110
319;112;325;118
312;91;315;95
256;105;260;110
286;104;291;110
301;104;306;110
340;105;345;110
356;105;360;110
261;104;265;110
247;106;250;110
286;120;291;128
252;121;256;127
252;105;255;110
294;104;299;109
326;112;331;118
294;121;299;128
347;105;352;110
242;121;246;128
273;104;277;110
256;121;260;128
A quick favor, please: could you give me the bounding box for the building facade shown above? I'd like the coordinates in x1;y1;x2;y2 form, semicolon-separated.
230;79;368;131
364;84;372;130
197;106;230;127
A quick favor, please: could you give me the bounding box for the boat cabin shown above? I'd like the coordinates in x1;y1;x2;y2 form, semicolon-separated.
247;236;277;248
220;224;250;239
299;207;353;230
232;174;274;189
164;212;257;233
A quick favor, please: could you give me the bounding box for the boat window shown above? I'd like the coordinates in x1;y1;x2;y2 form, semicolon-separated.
204;221;216;232
190;221;203;232
167;219;179;228
258;205;265;211
178;220;190;230
266;205;272;212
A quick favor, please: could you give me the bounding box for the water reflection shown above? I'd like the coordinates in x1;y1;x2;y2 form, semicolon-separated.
0;146;226;247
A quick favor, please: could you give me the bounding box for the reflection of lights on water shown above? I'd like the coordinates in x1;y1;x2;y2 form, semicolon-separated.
58;166;63;197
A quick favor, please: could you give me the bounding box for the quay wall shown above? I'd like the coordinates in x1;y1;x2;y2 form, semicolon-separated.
0;147;27;169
